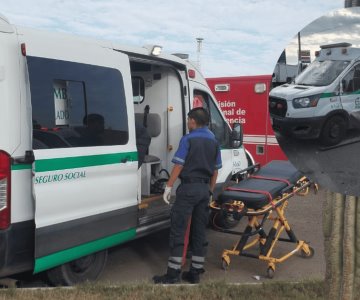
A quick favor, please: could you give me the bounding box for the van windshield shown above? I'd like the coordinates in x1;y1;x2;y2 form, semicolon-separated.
294;60;350;86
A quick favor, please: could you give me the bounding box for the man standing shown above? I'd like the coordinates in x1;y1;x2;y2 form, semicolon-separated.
153;107;222;284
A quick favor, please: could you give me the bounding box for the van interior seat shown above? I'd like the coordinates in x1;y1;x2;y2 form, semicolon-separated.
135;113;161;163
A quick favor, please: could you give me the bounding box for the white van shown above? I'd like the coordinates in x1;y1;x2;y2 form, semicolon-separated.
0;14;247;285
270;42;360;145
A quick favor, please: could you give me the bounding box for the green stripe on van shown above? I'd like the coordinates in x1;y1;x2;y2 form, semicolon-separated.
35;152;138;172
321;91;360;98
34;227;136;274
11;164;32;171
320;92;336;98
344;90;360;95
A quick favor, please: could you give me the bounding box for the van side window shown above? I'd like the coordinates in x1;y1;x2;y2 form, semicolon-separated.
342;65;360;94
27;57;129;148
193;90;230;147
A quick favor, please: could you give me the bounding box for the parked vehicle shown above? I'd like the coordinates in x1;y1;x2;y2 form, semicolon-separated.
207;75;287;167
0;14;247;285
272;63;300;87
270;42;360;146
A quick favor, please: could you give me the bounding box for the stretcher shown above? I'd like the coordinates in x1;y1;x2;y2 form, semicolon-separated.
210;160;317;278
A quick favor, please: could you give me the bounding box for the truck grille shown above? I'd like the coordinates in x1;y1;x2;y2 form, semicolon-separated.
269;97;287;118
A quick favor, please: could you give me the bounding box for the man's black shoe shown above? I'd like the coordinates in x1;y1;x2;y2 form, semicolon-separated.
181;269;200;284
153;273;180;284
153;268;181;284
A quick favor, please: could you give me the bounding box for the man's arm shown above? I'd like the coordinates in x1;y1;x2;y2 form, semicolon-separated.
210;169;218;193
167;164;183;187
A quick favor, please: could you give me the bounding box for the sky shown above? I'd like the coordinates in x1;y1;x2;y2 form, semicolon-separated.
0;0;344;77
286;7;360;65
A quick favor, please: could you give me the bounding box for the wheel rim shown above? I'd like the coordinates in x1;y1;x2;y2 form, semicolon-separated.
69;255;96;274
329;122;341;138
225;213;235;223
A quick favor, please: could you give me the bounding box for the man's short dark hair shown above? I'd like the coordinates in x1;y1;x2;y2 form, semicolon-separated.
187;107;209;126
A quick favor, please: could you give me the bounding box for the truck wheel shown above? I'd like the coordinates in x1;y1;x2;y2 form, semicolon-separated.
320;115;346;146
46;250;108;286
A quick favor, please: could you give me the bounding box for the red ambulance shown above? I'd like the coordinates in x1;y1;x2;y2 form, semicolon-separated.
207;75;287;166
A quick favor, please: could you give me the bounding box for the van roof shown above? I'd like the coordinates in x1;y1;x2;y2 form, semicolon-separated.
9;14;189;71
0;13;14;33
112;43;188;70
0;13;10;23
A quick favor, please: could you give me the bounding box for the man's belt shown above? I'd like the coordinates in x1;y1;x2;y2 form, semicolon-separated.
181;178;210;184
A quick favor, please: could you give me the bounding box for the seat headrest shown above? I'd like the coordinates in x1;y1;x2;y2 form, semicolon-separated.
135;113;161;137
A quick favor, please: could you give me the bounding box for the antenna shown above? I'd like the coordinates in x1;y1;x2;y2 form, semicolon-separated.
196;37;204;70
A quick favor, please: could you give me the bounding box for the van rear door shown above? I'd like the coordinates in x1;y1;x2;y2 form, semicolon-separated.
24;41;138;273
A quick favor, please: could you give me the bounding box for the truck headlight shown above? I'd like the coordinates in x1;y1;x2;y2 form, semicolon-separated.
293;94;321;109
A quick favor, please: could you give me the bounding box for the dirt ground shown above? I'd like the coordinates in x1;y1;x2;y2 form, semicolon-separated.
99;188;325;284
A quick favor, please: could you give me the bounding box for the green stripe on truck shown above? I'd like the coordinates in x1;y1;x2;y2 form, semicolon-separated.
34;227;136;274
35;152;138;172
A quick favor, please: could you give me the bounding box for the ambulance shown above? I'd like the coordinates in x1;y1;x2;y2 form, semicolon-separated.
270;42;360;146
207;76;287;167
0;14;247;285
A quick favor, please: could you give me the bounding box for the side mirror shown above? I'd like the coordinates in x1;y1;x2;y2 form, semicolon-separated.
335;81;342;96
231;122;243;148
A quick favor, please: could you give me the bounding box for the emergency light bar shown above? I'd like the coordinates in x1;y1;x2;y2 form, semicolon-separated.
143;45;163;56
151;45;162;56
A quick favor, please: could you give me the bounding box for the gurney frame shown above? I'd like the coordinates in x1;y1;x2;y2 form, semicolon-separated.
210;166;317;278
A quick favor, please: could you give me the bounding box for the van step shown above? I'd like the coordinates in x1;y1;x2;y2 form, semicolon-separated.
136;219;170;239
138;205;171;226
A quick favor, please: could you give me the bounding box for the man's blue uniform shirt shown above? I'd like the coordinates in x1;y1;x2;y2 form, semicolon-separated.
172;127;222;179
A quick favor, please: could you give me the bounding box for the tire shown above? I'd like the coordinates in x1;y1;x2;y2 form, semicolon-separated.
210;173;242;229
211;211;240;229
320;115;347;146
46;250;108;286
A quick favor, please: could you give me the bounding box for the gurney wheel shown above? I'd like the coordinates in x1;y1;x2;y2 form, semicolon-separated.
301;246;315;258
267;267;275;279
221;258;230;270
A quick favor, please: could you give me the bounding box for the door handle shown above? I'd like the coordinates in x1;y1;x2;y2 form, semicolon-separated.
121;157;129;163
13;150;35;164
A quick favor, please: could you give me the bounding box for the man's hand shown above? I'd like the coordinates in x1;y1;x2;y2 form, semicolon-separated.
163;186;172;205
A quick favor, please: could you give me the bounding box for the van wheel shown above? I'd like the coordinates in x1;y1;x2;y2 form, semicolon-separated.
46;250;108;286
210;211;239;229
320;115;346;146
